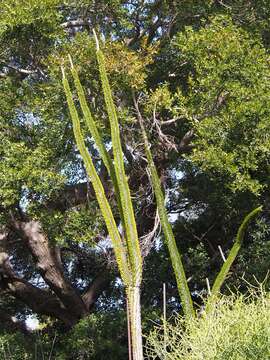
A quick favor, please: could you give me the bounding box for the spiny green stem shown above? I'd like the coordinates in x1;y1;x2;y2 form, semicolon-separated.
62;71;132;286
68;56;126;235
95;44;142;285
206;206;262;311
135;96;195;318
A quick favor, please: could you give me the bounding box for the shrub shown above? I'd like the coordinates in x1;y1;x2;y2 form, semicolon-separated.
147;290;270;360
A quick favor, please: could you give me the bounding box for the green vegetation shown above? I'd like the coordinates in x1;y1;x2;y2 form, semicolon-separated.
0;1;269;358
63;33;263;356
147;290;270;360
206;206;262;311
62;35;144;359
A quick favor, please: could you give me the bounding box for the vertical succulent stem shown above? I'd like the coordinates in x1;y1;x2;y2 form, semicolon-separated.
63;32;144;359
62;70;132;286
206;206;262;312
126;296;133;360
68;55;126;238
127;286;143;360
94;36;142;285
93;36;143;358
134;93;195;319
63;30;263;358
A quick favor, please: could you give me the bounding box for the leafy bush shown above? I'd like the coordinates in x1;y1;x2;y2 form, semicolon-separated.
55;311;128;360
147;290;270;360
0;333;28;360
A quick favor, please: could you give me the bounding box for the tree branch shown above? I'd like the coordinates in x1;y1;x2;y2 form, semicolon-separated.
0;62;37;76
82;272;110;310
5;64;37;75
178;129;195;153
177;91;229;153
61;18;91;29
44;172;116;212
0;251;78;326
45;182;90;211
10;219;88;319
127;16;163;47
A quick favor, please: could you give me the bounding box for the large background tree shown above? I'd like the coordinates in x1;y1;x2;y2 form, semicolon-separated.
0;1;269;358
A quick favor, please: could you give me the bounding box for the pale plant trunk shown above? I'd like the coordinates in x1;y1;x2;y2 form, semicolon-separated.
127;285;143;360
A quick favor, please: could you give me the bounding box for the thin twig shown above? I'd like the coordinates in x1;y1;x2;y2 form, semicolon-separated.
48;333;57;360
206;278;211;296
218;245;226;263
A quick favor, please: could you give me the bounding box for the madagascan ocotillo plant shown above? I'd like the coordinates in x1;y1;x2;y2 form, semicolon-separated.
62;33;143;359
62;30;263;358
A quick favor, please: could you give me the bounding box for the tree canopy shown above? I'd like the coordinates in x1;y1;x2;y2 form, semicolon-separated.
0;1;269;358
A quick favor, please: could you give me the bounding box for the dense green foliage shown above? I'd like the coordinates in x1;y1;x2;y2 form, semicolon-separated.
147;290;270;359
175;16;270;194
0;0;269;358
0;311;129;359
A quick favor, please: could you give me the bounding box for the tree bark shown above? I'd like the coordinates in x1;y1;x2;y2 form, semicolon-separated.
82;272;110;311
11;220;88;319
45;182;91;211
0;251;78;326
